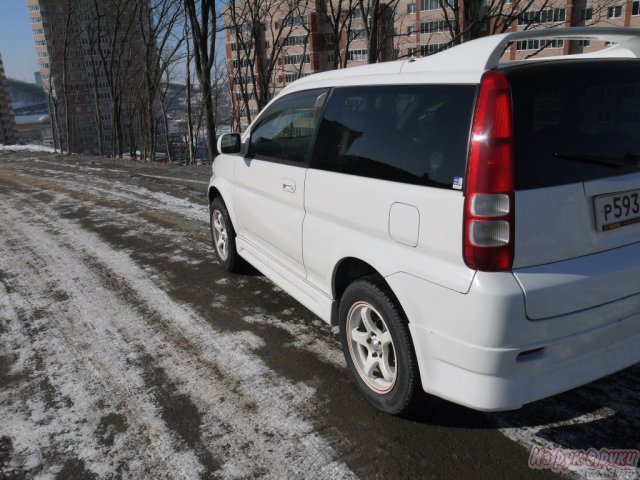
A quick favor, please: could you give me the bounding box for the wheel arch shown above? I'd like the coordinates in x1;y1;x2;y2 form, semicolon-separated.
207;185;222;209
330;257;408;326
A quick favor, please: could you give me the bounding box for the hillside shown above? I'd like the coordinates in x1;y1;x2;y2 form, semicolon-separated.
6;78;47;114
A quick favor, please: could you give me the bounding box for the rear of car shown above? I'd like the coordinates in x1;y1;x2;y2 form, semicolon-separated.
211;28;640;413
400;57;640;411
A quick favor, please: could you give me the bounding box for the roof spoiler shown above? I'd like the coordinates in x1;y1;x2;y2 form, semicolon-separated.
484;27;640;69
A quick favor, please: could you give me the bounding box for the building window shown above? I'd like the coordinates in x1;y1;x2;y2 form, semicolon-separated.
327;53;334;63
349;29;365;41
515;39;564;51
580;8;592;20
349;7;365;19
283;35;308;46
420;0;452;11
325;33;334;44
608;5;622;18
232;23;252;35
232;58;251;68
633;1;639;15
282;15;307;27
407;47;416;56
518;8;565;25
407;3;416;14
284;72;309;82
283;53;310;65
407;26;416;36
235;75;252;85
347;49;368;61
421;20;453;34
578;39;590;47
420;43;448;55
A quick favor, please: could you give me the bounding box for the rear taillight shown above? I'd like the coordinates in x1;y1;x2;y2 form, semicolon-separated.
463;70;514;271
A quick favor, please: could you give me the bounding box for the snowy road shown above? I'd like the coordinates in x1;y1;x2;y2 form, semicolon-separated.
0;152;637;479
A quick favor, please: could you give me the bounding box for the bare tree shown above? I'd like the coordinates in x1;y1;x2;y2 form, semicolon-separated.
49;0;85;153
226;0;311;123
212;57;232;130
316;0;358;69
85;6;106;156
357;0;401;63
184;0;218;161
91;0;142;157
184;13;196;165
137;0;185;162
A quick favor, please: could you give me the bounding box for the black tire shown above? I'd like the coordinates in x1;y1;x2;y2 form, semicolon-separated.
339;277;421;415
209;197;242;272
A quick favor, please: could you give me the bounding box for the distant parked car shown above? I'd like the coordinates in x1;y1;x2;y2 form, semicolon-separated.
208;28;640;414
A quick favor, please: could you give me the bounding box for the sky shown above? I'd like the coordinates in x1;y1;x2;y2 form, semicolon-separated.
0;1;227;85
0;0;39;83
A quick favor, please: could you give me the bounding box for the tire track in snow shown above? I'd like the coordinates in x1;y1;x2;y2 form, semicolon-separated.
0;194;355;479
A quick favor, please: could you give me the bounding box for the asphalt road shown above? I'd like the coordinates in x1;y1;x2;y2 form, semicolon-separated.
0;151;638;479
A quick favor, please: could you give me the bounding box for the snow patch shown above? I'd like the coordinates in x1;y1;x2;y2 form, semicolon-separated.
0;144;56;153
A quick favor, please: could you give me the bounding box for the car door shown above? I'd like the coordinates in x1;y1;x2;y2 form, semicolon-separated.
234;88;328;279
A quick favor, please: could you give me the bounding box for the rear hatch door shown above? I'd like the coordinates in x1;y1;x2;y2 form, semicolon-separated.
506;60;640;319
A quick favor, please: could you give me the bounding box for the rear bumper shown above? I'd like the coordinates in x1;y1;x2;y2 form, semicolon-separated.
387;271;640;411
409;312;640;411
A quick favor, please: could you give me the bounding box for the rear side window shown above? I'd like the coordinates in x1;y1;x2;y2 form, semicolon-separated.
507;60;640;190
311;85;476;189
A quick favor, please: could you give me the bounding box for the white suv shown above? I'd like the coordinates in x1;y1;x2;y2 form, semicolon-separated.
209;28;640;414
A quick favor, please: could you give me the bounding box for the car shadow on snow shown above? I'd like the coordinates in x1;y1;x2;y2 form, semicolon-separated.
404;363;639;450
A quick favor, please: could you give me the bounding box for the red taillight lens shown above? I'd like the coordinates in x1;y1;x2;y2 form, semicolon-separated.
463;70;514;271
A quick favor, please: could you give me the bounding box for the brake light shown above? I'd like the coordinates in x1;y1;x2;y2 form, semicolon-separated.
463;70;514;271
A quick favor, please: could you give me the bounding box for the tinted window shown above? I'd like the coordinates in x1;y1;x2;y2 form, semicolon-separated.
507;60;640;190
311;85;476;189
249;89;327;164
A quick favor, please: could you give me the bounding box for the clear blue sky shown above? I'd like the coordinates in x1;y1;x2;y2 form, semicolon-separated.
0;0;39;83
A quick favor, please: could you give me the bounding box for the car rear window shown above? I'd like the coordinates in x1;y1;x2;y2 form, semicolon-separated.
311;85;476;189
506;60;640;190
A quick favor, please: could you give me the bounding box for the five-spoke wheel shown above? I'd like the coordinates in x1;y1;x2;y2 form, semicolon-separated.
211;209;229;261
210;197;241;272
346;301;397;393
339;278;420;415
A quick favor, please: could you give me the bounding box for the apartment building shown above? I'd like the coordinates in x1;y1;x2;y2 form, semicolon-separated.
27;0;147;155
226;0;640;129
0;53;18;145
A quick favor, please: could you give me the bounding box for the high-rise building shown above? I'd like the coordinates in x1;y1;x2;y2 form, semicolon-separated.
26;0;151;156
226;0;640;129
0;53;18;145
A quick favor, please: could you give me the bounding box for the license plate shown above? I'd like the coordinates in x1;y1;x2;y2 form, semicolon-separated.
594;189;640;232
